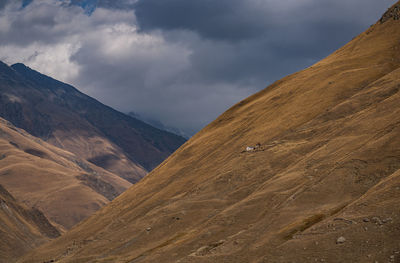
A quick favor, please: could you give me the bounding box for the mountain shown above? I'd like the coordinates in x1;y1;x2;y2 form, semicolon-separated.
0;62;186;183
128;111;189;139
0;117;130;230
18;2;400;263
0;184;59;263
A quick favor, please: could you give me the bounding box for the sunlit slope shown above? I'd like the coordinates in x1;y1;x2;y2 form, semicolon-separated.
0;62;186;183
0;184;59;263
21;2;400;263
0;118;131;230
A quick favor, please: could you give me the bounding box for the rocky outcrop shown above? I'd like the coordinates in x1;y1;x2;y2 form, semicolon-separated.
380;3;400;23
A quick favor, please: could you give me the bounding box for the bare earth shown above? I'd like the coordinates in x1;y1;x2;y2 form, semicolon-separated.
18;2;400;263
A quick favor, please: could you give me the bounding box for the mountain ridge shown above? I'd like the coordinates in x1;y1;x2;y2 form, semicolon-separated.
0;62;186;183
0;116;131;230
17;2;400;262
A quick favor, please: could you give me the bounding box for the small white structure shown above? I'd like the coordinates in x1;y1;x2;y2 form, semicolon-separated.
246;146;255;152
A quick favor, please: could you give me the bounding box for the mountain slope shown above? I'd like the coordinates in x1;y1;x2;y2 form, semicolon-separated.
0;184;59;263
0;62;186;183
0;117;131;230
18;2;400;263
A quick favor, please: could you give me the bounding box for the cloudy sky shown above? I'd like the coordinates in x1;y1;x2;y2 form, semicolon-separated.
0;0;395;136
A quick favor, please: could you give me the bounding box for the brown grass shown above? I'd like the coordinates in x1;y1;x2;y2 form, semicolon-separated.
18;2;400;263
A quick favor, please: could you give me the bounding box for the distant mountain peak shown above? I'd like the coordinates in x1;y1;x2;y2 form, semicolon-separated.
11;63;42;77
11;62;29;69
12;62;57;82
0;61;186;180
10;62;81;95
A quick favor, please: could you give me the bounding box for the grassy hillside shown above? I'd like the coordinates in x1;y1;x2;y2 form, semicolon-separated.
0;184;59;263
0;62;186;184
19;2;400;263
0;117;131;230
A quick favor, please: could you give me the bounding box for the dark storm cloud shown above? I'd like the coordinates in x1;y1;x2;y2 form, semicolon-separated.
135;0;265;41
132;0;396;87
0;0;396;136
134;0;395;41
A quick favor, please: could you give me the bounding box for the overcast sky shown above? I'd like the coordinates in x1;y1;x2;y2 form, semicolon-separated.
0;0;395;136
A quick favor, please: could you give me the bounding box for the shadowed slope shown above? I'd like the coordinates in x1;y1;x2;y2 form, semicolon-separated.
0;184;59;263
0;117;131;230
0;62;186;183
19;2;400;263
